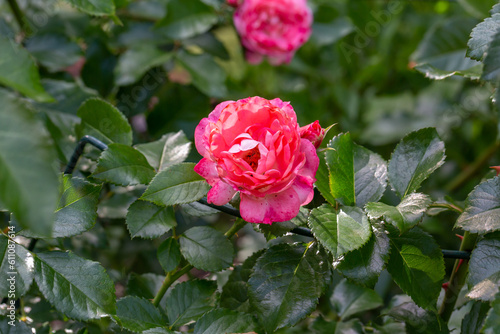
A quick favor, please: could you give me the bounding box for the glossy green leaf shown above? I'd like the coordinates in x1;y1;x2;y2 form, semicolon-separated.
34;251;116;320
461;301;490;334
176;51;227;98
337;224;390;288
411;17;480;79
0;318;33;333
413;63;483;80
180;201;219;217
467;232;500;301
165;279;217;327
76;98;132;146
0;90;59;236
386;302;449;334
64;0;116;16
193;309;257;334
455;176;500;233
92;144;156;186
143;329;179;334
25;34;82;73
248;242;331;333
157;0;217;40
135;131;191;172
483;291;500;333
115;296;165;332
0;36;53;102
141;163;210;206
157;237;181;272
326;133;355;206
308;204;371;258
179;226;233;272
353;145;388;207
315;152;337;206
386;227;445;310
388;128;445;198
115;45;173;86
0;235;34;298
330;279;383;320
126;200;176;239
467;3;500;61
35;79;97;115
365;193;432;233
220;250;264;312
482;29;500;81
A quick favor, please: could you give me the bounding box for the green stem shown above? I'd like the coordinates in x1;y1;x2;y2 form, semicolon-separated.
428;203;463;214
151;219;248;307
438;231;478;322
446;141;500;192
6;0;31;35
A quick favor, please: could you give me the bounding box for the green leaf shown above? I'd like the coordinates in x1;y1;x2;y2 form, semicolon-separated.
92;144;156;186
64;0;116;16
143;329;179;334
481;30;500;81
115;45;173;86
386;226;445;310
308;204;371;259
248;242;331;333
365;193;432;233
115;296;165;332
388;128;445;198
0;90;59;236
34;251;116;320
455;176;500;233
76;98;132;146
467;232;500;301
0;235;34;298
220;250;264;312
0;318;33;333
483;291;500;333
51;176;102;238
337;224;390;288
126;273;163;300
411;17;480;79
467;3;500;61
179;226;233;272
0;36;53;102
126;200;176;239
386;302;449;334
310;18;355;47
325;133;355;206
413;63;483;80
158;237;181;272
176;51;227;98
165;279;217;327
135;131;191;172
458;0;498;19
182;32;230;60
353;145;388;207
315;152;337;206
141;163;210;206
330;279;383;320
461;301;490;334
193;309;257;334
25;34;82;73
157;0;217;40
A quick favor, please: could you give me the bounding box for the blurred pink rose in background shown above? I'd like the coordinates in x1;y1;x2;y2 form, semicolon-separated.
232;0;313;65
194;96;319;224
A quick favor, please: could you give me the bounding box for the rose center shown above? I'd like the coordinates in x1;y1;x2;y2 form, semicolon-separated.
243;146;261;171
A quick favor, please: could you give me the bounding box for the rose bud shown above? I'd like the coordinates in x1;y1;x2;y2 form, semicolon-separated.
299;120;325;149
194;96;319;224
232;0;313;65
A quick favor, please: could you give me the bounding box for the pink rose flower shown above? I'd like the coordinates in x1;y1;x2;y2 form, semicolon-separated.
194;96;319;224
232;0;313;65
299;120;325;149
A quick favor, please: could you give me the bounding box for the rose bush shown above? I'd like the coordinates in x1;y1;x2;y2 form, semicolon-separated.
232;0;313;65
194;96;321;224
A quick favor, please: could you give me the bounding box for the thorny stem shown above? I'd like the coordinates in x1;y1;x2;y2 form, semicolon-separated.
151;218;248;307
438;231;478;322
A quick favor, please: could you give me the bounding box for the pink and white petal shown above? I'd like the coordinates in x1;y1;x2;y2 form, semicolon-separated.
207;181;237;206
194;158;219;186
298;138;319;180
208;100;233;122
240;187;301;225
292;175;315;205
194;118;212;158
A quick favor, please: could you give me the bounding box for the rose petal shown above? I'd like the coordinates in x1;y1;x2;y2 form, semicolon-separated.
194;158;219;186
292;175;314;205
207;181;237;206
298;138;319;180
194;118;211;158
240;187;301;224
